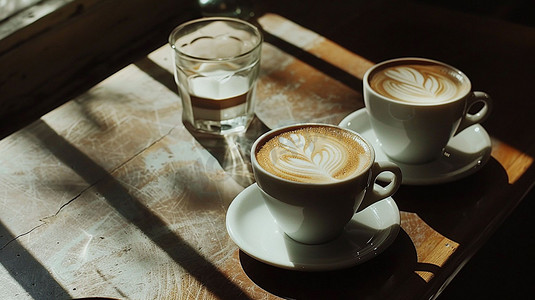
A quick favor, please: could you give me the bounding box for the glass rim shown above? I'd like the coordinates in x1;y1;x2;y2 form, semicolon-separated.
168;17;263;62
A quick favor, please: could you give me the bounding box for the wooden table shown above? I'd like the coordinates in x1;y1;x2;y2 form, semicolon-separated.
1;2;534;299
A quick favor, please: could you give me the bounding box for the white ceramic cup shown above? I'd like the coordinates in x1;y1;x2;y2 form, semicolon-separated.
363;57;492;164
251;123;402;244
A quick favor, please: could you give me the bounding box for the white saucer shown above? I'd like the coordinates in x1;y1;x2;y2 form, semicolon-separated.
339;108;492;185
226;183;400;271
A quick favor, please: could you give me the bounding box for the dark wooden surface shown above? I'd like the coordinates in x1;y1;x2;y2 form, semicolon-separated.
0;0;197;139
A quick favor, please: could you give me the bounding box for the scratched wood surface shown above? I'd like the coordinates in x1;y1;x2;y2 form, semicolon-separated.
1;13;534;300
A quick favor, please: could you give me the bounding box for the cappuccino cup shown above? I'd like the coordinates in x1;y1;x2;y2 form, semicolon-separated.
251;123;402;244
364;57;492;164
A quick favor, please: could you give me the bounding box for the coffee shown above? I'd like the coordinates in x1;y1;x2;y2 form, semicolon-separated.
255;125;371;183
188;75;252;121
368;60;470;104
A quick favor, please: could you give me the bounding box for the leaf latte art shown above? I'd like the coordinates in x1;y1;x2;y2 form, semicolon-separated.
369;63;469;103
256;126;370;183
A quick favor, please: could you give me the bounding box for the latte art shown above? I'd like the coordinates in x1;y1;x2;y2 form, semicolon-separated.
256;126;370;183
369;63;470;103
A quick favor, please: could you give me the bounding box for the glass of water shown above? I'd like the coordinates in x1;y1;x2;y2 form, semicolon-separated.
169;17;263;135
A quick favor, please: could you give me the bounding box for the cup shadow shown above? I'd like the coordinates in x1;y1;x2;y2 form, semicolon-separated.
240;228;428;299
395;157;510;243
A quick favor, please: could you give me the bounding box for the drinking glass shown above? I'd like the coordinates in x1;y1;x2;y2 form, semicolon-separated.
169;17;262;135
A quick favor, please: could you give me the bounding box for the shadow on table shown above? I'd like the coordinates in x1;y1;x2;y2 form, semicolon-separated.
439;187;535;299
260;30;364;93
185;116;269;188
396;157;510;246
393;157;513;297
4;120;253;300
240;228;429;299
0;220;71;299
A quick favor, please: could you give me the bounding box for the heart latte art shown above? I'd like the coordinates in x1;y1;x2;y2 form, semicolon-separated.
256;126;371;183
369;62;470;104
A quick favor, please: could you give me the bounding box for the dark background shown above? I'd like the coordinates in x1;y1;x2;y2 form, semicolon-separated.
412;1;535;298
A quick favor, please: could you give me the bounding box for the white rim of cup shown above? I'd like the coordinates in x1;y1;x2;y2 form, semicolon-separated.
169;17;263;62
251;123;376;186
363;57;473;107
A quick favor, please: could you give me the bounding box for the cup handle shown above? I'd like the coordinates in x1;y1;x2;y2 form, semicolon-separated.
358;161;402;212
454;91;492;135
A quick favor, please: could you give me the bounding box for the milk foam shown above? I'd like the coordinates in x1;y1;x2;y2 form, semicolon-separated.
256;126;371;183
370;64;469;103
188;73;251;121
189;71;249;100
